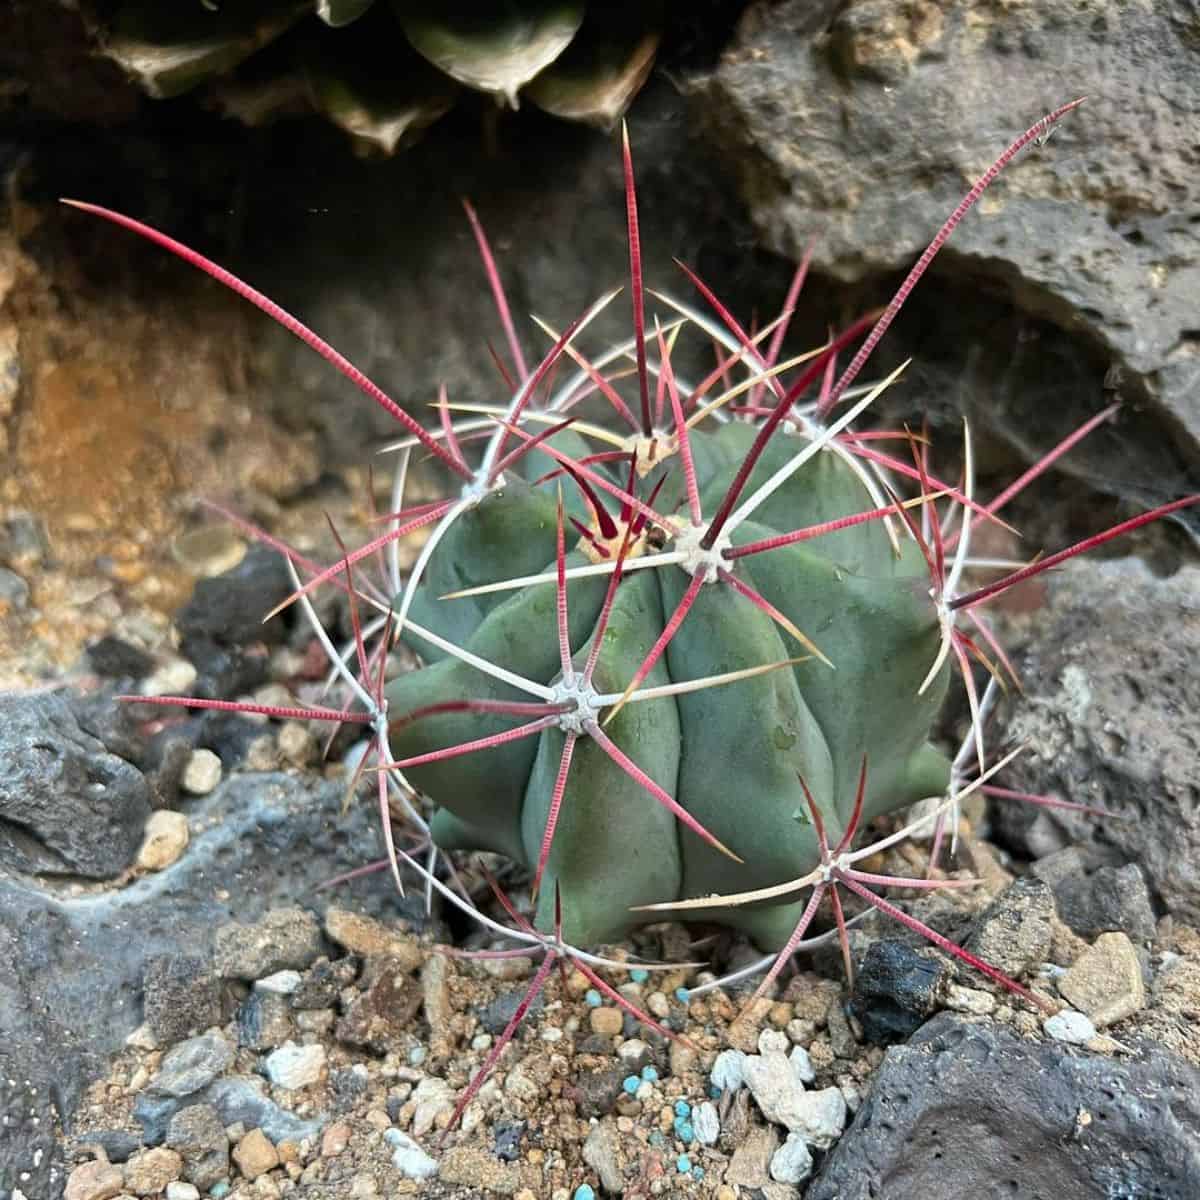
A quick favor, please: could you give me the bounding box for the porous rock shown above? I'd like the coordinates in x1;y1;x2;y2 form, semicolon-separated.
1054;863;1158;945
0;691;151;877
808;1014;1200;1198
964;877;1055;983
996;560;1200;925
849;939;948;1043
213;906;324;980
692;1;1200;523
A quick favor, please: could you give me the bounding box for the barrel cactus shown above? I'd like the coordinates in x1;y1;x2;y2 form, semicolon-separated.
83;0;662;153
69;99;1196;1039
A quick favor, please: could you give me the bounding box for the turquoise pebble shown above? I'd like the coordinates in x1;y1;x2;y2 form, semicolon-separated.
675;1119;694;1142
641;1065;659;1082
584;989;602;1007
210;1185;230;1200
622;1075;640;1094
630;968;649;983
574;1187;596;1200
676;1155;692;1174
675;987;689;1003
674;1099;691;1117
692;1166;706;1181
648;1131;666;1148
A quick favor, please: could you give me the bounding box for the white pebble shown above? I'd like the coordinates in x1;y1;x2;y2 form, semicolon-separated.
264;1041;326;1089
711;1048;746;1092
1044;1010;1097;1044
693;1101;720;1146
770;1132;814;1184
167;1184;201;1200
255;970;302;995
617;1038;650;1065
181;748;222;796
140;658;197;697
384;1129;439;1180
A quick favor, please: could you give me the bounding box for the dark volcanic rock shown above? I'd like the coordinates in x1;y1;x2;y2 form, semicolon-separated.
1055;863;1159;946
177;544;292;648
692;0;1200;529
993;559;1200;925
964;877;1056;983
809;1014;1200;1200
86;635;154;679
850;940;948;1043
142;953;225;1045
0;691;151;878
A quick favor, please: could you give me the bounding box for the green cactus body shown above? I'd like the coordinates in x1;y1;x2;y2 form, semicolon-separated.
386;428;952;947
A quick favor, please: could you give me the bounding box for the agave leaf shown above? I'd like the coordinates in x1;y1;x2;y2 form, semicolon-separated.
317;0;378;27
104;0;310;99
524;1;662;131
397;0;586;108
303;20;458;155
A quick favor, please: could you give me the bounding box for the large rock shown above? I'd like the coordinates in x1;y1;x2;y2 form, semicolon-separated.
993;558;1200;924
0;691;152;878
691;0;1200;530
809;1014;1200;1199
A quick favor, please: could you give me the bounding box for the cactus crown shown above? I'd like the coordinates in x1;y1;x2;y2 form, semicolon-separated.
72;98;1199;1134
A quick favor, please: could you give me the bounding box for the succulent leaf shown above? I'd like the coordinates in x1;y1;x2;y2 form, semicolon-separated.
302;9;458;154
104;0;310;98
524;0;663;131
317;0;378;28
396;0;587;107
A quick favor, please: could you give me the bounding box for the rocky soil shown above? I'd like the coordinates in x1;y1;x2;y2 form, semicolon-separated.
3;2;1199;1198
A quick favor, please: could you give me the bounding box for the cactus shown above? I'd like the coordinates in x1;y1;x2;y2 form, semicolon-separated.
69;101;1198;1131
83;0;662;153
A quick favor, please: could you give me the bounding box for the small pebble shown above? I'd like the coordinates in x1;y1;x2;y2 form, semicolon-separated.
584;989;602;1007
710;1049;746;1092
166;1185;201;1200
674;1119;694;1143
640;1065;658;1082
136;810;190;872
693;1101;720;1146
181;749;222;796
383;1129;439;1180
622;1075;640;1095
691;1166;706;1181
589;1006;623;1036
265;1041;326;1089
232;1129;279;1180
141;658;198;698
64;1158;124;1200
1044;1010;1097;1044
674;1100;690;1118
771;1132;815;1185
573;1187;596;1200
630;969;649;984
674;987;689;1003
255;970;302;996
676;1155;692;1173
